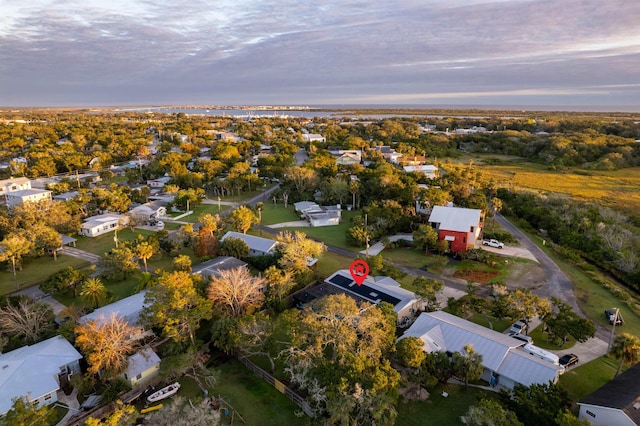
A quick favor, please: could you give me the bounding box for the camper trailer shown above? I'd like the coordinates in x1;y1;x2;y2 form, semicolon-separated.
524;343;559;365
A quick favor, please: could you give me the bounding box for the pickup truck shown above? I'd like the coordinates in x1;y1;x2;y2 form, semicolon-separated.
482;239;504;249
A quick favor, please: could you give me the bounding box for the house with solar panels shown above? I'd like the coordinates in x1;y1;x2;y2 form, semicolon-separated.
321;269;420;324
399;311;563;390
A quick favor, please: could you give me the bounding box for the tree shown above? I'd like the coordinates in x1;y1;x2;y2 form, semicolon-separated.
142;271;212;346
0;233;33;279
396;336;426;369
133;240;156;273
85;401;137;426
0;396;55;426
499;382;570;426
506;289;543;329
0;300;55;345
611;333;640;377
172;188;204;211
206;267;266;318
462;398;523;426
453;344;483;387
490;197;503;232
412;224;439;253
276;231;326;274
173;254;192;272
75;313;139;378
255;202;264;223
41;266;89;298
263;265;295;308
546;298;595;345
80;278;108;308
218;236;249;258
144;396;220;426
234;313;278;372
412;276;444;312
230;205;259;234
98;247;138;281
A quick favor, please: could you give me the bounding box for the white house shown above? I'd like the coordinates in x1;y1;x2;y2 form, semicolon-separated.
403;164;439;179
79;213;129;237
0;177;31;198
146;176;172;189
324;270;420;324
129;201;167;223
399;311;563;390
78;290;152;342
121;347;161;387
578;362;640;425
0;335;82;415
220;231;278;257
293;201;342;227
5;188;52;207
301;134;326;143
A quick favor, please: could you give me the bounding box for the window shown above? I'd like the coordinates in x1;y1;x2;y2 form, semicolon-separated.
585;410;596;418
136;373;143;380
470;226;474;232
44;393;52;401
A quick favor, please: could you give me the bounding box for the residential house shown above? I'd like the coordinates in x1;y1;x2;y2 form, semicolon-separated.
578;362;640;425
220;231;278;257
52;191;80;202
371;146;403;164
301;134;326;143
5;188;52;208
79;213;129;237
0;335;82;415
192;256;248;280
294;201;342;227
329;149;362;166
428;205;484;253
398;156;427;166
146;176;172;189
399;311;563;390
121;347;161;387
78;290;152;341
403;164;439;178
322;270;420;324
129;201;167;223
0;177;31;199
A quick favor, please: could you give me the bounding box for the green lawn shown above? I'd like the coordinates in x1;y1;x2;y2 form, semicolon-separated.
396;382;493;425
0;255;91;295
259;203;300;225
280;210;359;250
528;326;576;350
176;360;316;426
54;271;141;308
315;251;354;279
75;229;157;256
559;356;619;404
465;312;512;333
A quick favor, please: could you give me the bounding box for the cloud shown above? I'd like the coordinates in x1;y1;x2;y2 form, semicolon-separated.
1;0;639;107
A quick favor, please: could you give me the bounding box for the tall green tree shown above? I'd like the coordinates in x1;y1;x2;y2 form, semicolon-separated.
611;333;640;377
0;233;33;279
0;396;55;426
412;276;444;312
412;224;439;253
80;277;108;308
462;398;523;426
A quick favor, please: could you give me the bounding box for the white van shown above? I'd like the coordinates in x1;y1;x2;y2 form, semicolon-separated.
523;343;559;365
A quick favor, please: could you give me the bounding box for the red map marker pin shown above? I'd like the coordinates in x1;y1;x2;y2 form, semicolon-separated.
349;259;369;286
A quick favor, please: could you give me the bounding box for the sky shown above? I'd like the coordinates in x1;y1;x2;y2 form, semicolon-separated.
1;0;640;109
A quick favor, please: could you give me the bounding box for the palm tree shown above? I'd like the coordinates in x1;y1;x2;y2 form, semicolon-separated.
80;277;108;308
611;333;640;377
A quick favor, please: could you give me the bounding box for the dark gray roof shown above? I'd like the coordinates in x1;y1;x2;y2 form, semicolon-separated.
192;256;248;278
579;362;640;422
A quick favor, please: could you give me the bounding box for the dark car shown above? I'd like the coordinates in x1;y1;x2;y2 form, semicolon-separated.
559;354;579;368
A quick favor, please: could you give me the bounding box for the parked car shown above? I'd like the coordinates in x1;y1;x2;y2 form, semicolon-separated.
482;239;504;249
604;309;623;325
510;332;533;344
559;353;579;368
509;320;528;335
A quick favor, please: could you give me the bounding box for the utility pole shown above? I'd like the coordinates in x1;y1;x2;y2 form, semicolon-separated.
365;214;369;257
607;307;619;354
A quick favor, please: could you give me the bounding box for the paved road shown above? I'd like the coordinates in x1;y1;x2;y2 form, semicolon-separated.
495;213;611;342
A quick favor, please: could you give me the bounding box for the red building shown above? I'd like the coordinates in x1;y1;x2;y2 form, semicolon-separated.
428;205;484;253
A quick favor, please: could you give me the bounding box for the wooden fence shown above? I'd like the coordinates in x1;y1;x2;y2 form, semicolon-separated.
236;355;315;418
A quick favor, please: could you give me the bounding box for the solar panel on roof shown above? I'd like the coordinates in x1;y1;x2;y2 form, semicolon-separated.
329;274;353;287
328;274;401;306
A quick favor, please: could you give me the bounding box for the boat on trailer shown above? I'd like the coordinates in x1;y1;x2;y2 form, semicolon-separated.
147;382;181;403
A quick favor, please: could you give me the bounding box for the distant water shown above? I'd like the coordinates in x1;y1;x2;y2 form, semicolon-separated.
121;104;640;118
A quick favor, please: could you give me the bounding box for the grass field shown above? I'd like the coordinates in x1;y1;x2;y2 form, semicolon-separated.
278;210;360;250
0;255;91;295
396;382;493;425
75;228;157;256
478;159;640;216
54;271;141;308
259;203;300;225
559;356;619;405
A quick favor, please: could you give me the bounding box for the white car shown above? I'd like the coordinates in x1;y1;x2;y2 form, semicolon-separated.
483;239;504;249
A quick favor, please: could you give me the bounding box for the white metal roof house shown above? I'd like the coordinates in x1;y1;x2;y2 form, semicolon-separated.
78;290;152;341
428;205;484;253
0;177;31;198
129;201;167;222
324;270;420;324
220;231;278;257
5;188;52;208
578;362;640;425
294;201;342;227
399;311;563;390
79;213;129;237
0;335;82;415
146;176;172;188
403;164;439;178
